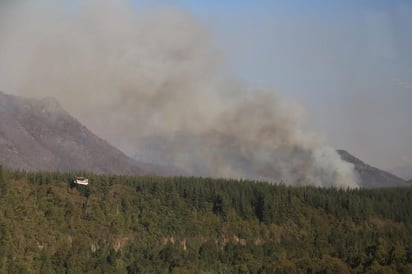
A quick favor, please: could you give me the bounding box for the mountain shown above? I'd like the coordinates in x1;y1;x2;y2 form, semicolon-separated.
1;91;409;187
337;149;410;188
0;91;169;175
389;164;412;181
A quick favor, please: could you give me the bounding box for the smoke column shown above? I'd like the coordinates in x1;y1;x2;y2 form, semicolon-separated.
0;0;359;188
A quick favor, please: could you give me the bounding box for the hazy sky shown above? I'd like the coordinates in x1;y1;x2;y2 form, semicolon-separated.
132;0;412;172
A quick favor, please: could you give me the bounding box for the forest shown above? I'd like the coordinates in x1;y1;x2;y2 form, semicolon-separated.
0;165;411;273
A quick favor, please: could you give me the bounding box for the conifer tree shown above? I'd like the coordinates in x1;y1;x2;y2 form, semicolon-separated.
0;165;7;197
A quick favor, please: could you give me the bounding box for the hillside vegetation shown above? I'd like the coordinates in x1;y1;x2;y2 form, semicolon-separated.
0;166;412;273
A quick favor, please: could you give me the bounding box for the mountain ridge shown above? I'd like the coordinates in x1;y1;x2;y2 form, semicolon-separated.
337;149;410;188
0;91;170;176
0;91;409;187
389;164;412;180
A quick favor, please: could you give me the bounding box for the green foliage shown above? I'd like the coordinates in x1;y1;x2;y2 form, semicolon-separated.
0;165;6;197
0;168;411;273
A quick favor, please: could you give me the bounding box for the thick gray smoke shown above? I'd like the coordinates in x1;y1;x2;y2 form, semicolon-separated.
0;0;359;188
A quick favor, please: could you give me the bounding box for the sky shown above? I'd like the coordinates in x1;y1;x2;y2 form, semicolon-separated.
132;0;412;174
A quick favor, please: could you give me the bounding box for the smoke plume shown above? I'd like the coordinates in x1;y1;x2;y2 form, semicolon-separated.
0;0;359;187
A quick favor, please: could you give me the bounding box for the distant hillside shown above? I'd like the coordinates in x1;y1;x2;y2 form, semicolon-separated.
389;164;412;180
337;150;410;188
0;91;169;175
1;91;408;187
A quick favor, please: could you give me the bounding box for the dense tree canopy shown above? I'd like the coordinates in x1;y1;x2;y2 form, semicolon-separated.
0;168;411;273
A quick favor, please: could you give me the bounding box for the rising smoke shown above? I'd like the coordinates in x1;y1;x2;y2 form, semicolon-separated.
0;0;359;188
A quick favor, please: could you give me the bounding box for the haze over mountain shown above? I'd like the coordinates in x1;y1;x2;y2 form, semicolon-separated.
389;164;412;181
0;91;171;176
337;150;410;188
0;91;408;188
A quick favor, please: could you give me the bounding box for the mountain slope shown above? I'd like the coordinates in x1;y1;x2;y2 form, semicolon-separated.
0;91;161;175
337;149;409;188
389;164;412;180
1;91;408;186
